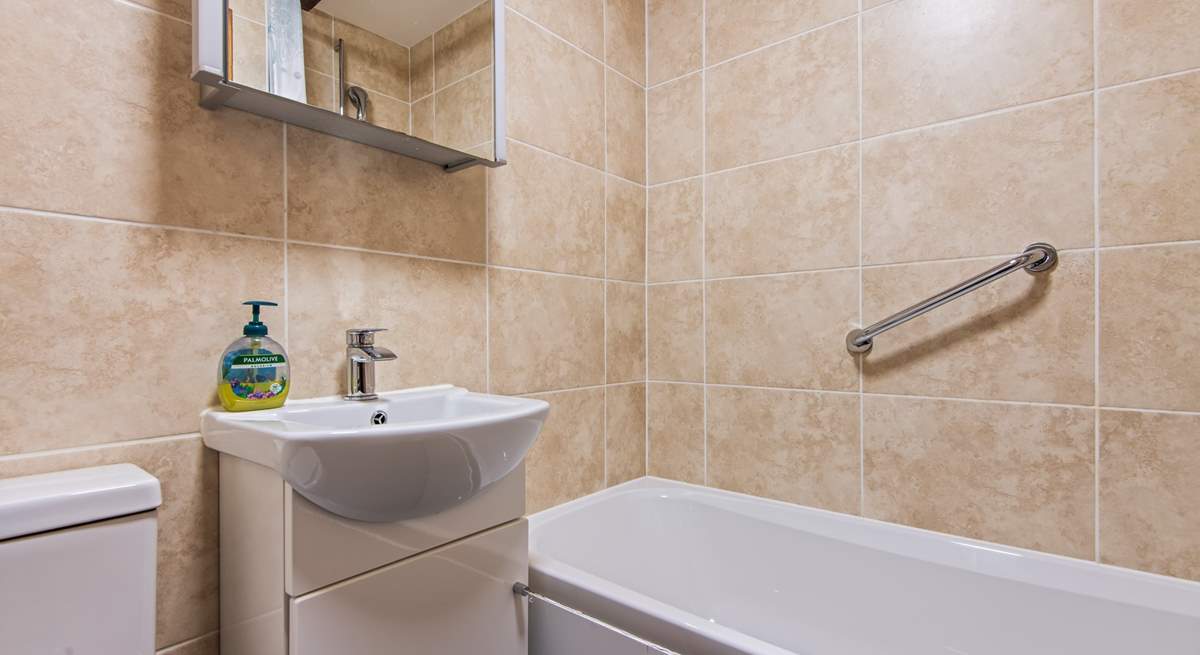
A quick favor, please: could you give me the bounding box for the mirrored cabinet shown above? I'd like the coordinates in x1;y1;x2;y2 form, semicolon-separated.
192;0;505;171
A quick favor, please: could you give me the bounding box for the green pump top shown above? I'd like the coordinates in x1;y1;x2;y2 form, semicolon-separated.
241;300;278;337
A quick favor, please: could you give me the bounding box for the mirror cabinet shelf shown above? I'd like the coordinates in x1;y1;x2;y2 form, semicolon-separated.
191;0;505;172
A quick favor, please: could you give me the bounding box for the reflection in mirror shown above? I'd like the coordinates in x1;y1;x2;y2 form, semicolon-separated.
226;0;495;161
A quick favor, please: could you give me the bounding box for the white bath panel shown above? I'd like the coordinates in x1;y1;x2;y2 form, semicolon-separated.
530;597;662;655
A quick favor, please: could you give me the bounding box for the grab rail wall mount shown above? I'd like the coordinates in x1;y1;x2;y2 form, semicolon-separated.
846;243;1058;355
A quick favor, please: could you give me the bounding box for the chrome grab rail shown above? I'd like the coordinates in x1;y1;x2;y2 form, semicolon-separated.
846;242;1058;355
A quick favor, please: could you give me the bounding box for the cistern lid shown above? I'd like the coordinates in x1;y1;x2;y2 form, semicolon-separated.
0;463;162;540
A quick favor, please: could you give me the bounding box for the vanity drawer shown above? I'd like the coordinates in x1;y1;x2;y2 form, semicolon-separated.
286;462;526;596
289;519;528;655
219;454;528;655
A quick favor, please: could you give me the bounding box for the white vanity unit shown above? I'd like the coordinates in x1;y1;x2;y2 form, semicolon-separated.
202;385;548;655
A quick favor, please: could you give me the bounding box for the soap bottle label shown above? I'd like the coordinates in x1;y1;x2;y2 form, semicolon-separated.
230;354;287;369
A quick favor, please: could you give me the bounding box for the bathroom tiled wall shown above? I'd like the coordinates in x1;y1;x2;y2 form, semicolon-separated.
645;0;1200;582
0;0;644;651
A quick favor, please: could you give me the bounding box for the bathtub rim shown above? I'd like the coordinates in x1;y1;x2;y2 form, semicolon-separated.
528;477;1200;648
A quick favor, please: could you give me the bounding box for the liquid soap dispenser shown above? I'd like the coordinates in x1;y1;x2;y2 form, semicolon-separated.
218;300;290;412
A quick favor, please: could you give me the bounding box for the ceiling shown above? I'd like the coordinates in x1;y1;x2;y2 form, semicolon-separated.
315;0;486;47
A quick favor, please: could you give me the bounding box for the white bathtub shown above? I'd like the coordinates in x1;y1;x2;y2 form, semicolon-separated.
528;478;1200;655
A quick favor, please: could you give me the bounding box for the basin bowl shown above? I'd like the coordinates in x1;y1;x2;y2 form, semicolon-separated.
201;385;549;522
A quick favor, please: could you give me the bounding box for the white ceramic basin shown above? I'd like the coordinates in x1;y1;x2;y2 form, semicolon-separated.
201;385;549;522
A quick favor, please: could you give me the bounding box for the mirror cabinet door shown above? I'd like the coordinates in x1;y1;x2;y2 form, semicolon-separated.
212;0;500;166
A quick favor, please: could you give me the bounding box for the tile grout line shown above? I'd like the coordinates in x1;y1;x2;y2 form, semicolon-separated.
517;381;644;399
647;136;855;188
156;629;220;654
1097;63;1200;93
410;63;494;106
1091;0;1102;565
110;0;189;25
406;38;412;133
282;123;290;351
602;0;609;490
507;136;644;189
0;432;204;463
700;0;709;487
506;6;644;90
0;205;287;243
19;193;1164;284
485;153;492;395
644;0;652;477
856;1;865;518
6;378;1191;468
647;12;858;89
642;381;1200;417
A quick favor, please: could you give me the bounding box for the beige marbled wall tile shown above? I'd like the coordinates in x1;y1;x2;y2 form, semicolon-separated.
648;0;702;85
287;127;485;262
305;70;337;112
1100;410;1200;581
705;0;856;64
0;436;218;649
607;71;648;184
648;73;703;183
302;10;334;76
863;253;1094;404
607;282;647;384
525;388;606;512
0;213;281;455
489;269;605;395
863;95;1094;265
707;144;858;277
607;383;648;486
157;632;219;655
606;0;647;84
368;93;411;135
1098;0;1200;86
436;0;494;89
435;68;492;149
286;245;486;399
607;176;647;282
864;396;1095;559
648;283;704;382
1099;244;1200;411
706;20;858;171
1099;71;1200;246
410;35;435;100
336;19;410;101
411;96;435;141
647;383;705;483
507;0;605;58
0;0;284;237
707;387;859;513
648;179;703;282
707;271;859;391
488;140;605;276
231;17;267;91
507;11;606;169
862;0;1093;136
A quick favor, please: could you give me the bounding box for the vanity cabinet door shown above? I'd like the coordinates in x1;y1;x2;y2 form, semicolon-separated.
289;519;528;655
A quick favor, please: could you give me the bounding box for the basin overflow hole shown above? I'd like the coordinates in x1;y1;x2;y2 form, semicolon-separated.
371;410;389;425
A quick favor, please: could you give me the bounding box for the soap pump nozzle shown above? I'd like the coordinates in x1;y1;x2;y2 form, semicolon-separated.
242;300;278;337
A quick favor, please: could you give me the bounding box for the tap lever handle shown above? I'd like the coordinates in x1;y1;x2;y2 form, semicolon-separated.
346;328;388;347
